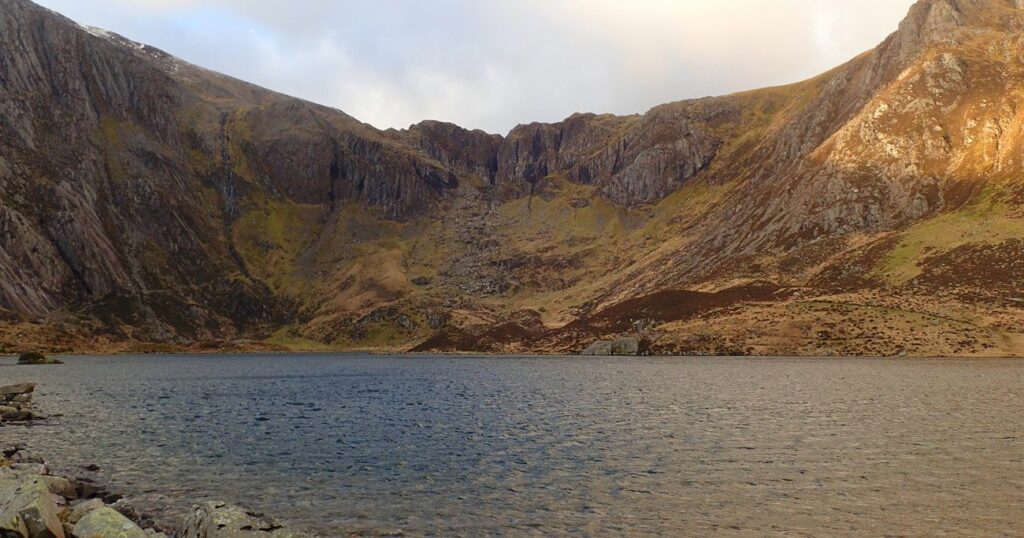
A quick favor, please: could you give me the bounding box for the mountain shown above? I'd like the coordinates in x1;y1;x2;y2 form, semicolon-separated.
2;0;1024;356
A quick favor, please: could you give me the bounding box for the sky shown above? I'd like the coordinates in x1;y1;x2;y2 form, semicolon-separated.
34;0;918;135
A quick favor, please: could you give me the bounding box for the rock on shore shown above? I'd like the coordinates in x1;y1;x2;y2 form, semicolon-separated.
0;445;164;538
580;338;644;356
180;503;312;538
0;384;315;537
0;447;314;537
0;383;38;422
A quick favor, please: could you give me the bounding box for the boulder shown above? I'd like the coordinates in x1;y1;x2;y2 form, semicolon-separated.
580;337;642;356
41;476;78;500
11;451;44;465
0;478;66;538
10;463;48;476
67;500;104;525
3;411;31;422
580;341;614;356
17;353;62;365
179;502;312;537
0;384;35;397
72;506;146;538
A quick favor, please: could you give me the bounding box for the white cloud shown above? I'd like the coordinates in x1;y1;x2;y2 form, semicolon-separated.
33;0;917;134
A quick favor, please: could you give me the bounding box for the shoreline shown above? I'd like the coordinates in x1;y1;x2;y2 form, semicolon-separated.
5;350;1024;360
0;382;315;538
0;446;316;537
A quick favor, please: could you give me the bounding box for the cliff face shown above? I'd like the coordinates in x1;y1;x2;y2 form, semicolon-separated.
3;0;1024;356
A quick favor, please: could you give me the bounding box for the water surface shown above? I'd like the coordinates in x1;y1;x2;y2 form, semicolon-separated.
1;355;1022;536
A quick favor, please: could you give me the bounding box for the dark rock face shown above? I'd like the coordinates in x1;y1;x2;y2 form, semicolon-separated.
0;0;465;334
394;120;502;183
491;112;719;205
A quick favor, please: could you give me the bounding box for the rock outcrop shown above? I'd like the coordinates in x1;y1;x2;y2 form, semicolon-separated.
0;477;65;538
0;383;37;422
0;446;306;537
179;502;311;538
17;353;62;365
71;507;148;538
0;385;315;538
580;338;644;356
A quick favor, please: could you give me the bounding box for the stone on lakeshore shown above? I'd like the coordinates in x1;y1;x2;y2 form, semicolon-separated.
41;476;78;500
0;478;66;538
72;506;146;538
2;445;26;458
580;337;642;356
11;451;44;465
109;499;140;525
179;502;312;537
67;499;104;525
0;384;35;397
17;353;62;365
10;463;48;476
50;493;69;519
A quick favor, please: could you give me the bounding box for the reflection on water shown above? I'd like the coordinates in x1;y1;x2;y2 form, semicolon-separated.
1;355;1022;536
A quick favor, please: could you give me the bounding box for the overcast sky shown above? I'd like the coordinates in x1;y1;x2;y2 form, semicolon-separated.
35;0;917;135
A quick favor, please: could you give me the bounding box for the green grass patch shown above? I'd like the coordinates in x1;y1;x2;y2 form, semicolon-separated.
876;189;1024;284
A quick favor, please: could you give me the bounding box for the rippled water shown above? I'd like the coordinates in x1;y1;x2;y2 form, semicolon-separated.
1;355;1022;536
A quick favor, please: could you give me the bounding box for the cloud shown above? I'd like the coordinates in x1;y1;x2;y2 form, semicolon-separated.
33;0;917;134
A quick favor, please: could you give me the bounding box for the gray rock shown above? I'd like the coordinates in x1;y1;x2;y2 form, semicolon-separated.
109;499;140;524
41;476;78;500
10;463;48;476
0;478;66;538
580;340;614;356
67;499;104;525
72;506;146;538
179;502;312;537
580;338;641;356
11;451;44;464
0;384;35;397
17;352;62;365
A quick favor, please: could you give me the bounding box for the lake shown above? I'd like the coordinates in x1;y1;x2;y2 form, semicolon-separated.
1;355;1022;536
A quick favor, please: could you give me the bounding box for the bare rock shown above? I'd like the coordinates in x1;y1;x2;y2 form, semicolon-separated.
17;353;62;365
41;476;77;500
0;477;66;538
179;502;312;538
72;506;146;538
67;499;105;525
0;384;35;397
580;337;642;356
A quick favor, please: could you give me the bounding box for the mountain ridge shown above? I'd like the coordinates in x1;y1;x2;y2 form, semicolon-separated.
3;0;1024;356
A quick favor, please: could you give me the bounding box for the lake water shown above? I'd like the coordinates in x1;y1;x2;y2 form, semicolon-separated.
1;355;1022;536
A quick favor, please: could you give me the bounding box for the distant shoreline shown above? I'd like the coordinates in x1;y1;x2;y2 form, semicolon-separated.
4;351;1024;359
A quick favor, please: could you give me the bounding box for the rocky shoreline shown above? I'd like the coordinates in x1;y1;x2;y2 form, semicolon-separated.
0;383;314;538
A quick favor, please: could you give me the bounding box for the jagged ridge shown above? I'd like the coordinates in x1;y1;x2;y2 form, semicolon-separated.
2;0;1024;356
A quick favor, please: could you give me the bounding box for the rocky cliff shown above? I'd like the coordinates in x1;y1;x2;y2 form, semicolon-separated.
2;0;1024;357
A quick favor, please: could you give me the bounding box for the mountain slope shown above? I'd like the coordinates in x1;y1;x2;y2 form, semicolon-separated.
2;0;1024;356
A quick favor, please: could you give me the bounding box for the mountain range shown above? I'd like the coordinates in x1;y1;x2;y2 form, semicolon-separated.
2;0;1024;356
